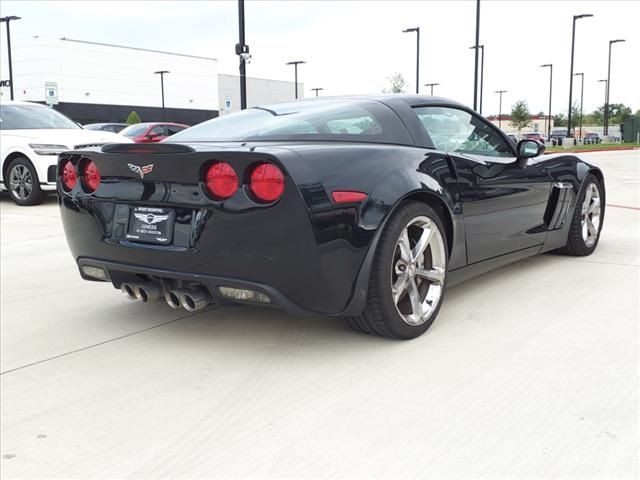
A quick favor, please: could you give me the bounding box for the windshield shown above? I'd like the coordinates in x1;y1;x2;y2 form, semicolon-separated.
120;124;149;137
167;99;404;143
0;104;80;130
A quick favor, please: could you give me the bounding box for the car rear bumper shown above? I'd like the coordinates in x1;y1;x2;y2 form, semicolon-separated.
77;257;321;315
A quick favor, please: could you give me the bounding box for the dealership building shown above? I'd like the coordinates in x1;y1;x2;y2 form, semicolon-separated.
0;36;301;125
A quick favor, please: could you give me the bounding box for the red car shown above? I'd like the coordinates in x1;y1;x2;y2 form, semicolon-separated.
120;122;189;143
522;132;546;143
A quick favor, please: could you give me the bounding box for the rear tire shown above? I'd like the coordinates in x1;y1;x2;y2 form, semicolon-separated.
345;201;448;340
557;174;604;256
5;157;46;206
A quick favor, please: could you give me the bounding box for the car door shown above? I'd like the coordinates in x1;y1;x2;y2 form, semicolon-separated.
414;106;552;264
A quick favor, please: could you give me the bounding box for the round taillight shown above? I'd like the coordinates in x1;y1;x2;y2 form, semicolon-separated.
205;162;238;199
61;160;77;191
249;163;285;203
82;160;101;193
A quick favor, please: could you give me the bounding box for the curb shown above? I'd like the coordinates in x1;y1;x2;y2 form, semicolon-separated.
545;146;639;154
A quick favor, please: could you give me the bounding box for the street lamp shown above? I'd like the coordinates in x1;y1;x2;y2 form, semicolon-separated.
311;87;324;97
402;27;420;94
472;0;480;111
236;0;250;110
424;82;439;95
573;73;584;140
286;61;306;99
540;64;553;141
469;45;484;113
597;79;608;125
604;39;625;135
495;90;507;129
153;70;169;110
0;15;21;100
567;13;593;138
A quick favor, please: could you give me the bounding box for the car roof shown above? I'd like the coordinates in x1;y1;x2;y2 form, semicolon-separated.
256;94;468;112
129;122;189;127
0;100;50;107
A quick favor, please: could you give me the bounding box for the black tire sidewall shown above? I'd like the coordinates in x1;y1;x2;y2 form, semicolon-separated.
372;202;449;339
6;157;45;206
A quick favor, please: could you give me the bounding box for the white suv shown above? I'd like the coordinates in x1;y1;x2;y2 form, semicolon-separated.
1;101;131;205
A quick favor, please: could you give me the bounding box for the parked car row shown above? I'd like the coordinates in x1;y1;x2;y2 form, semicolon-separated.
0;100;191;205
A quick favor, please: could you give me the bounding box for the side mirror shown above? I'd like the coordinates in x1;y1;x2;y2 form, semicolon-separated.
146;131;159;139
517;139;544;159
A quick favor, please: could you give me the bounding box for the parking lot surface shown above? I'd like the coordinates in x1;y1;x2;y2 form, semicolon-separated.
1;150;638;479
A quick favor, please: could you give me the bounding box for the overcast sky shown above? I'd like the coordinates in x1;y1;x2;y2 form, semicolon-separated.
1;0;638;115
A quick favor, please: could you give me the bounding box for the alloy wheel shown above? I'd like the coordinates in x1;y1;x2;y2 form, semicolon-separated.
391;215;446;326
9;165;33;201
581;183;601;248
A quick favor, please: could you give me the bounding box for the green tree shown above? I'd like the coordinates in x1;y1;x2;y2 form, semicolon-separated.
126;110;141;124
594;103;633;124
510;100;531;133
383;73;409;93
554;113;567;127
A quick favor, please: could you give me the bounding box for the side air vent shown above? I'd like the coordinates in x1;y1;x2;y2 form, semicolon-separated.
544;182;574;230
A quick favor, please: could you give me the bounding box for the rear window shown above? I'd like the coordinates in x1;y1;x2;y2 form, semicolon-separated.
121;124;149;137
0;104;80;130
168;99;409;144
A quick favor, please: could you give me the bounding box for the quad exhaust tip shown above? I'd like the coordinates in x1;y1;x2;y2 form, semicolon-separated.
179;289;211;312
123;283;213;311
121;283;137;300
134;283;162;302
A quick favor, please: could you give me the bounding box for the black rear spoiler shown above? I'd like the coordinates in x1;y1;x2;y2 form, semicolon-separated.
101;143;195;155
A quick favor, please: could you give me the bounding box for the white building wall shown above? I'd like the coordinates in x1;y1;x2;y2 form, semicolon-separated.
218;74;301;114
0;36;219;110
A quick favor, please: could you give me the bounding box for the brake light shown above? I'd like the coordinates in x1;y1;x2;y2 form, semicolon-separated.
61;160;77;191
332;191;368;203
82;160;101;192
205;162;238;199
249;163;285;203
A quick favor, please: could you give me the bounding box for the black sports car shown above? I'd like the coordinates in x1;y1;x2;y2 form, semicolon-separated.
57;95;605;339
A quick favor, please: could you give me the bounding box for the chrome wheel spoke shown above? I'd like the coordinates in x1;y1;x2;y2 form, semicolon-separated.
416;266;445;284
397;229;412;263
581;183;601;247
411;224;434;262
407;278;424;318
586;218;597;236
588;198;600;215
392;273;410;304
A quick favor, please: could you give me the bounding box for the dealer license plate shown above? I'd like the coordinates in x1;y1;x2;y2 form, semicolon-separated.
126;207;174;244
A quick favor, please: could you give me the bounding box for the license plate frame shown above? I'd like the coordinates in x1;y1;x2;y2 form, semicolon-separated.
126;206;175;245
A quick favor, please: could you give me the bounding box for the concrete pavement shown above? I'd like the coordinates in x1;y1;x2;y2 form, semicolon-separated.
1;150;638;479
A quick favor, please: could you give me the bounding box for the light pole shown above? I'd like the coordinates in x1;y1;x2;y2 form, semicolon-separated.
402;27;420;94
574;72;584;140
473;0;480;111
153;71;169;110
0;15;21;100
540;64;553;140
470;44;484;113
567;13;593;138
236;0;250;110
424;83;439;95
495;90;507;129
604;39;625;135
311;87;324;97
286;61;306;99
597;79;608;126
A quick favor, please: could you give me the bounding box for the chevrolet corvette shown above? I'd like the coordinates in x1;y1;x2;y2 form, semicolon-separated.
57;95;605;339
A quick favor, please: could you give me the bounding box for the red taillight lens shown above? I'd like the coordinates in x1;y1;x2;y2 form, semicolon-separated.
205;162;238;199
61;160;77;191
249;163;285;203
332;191;368;203
82;160;101;192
